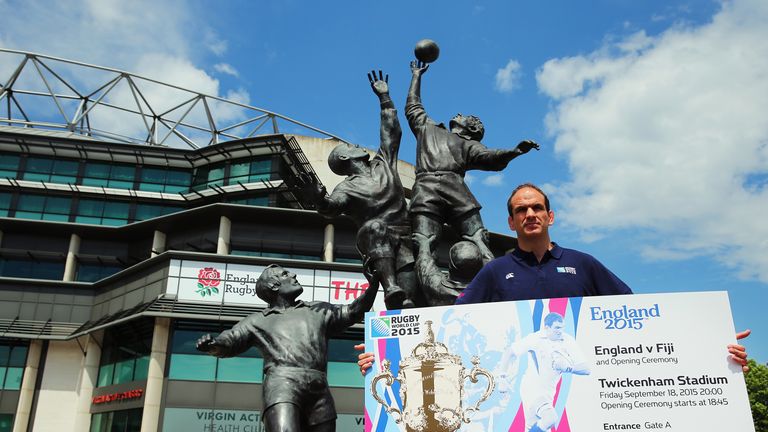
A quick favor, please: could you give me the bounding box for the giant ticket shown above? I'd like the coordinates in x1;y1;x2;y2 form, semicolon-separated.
363;291;754;431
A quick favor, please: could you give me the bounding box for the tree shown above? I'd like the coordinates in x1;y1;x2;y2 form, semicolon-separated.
746;359;768;432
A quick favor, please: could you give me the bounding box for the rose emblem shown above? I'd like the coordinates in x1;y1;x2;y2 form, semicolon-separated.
196;267;221;297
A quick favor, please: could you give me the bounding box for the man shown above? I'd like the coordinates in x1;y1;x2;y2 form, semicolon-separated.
303;71;417;309
197;264;379;432
498;312;590;432
405;60;539;264
358;183;750;373
456;183;631;303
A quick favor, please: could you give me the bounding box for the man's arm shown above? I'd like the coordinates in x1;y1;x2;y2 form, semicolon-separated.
405;61;431;135
196;317;257;358
297;173;349;217
345;265;381;323
464;139;540;172
368;70;402;167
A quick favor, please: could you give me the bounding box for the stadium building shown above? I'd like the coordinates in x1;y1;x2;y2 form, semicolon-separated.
0;49;515;432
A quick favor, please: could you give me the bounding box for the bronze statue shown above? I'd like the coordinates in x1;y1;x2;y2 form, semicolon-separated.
413;233;483;306
405;60;539;265
196;264;379;431
301;71;419;309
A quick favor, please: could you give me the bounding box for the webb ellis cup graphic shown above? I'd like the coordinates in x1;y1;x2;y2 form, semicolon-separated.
371;321;495;431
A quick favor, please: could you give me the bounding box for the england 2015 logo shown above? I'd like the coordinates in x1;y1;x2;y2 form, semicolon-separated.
590;304;661;330
370;317;391;338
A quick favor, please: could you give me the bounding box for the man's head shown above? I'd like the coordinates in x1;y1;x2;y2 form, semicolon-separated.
328;143;370;176
543;312;565;341
448;241;483;281
507;183;554;243
256;264;303;304
449;114;484;141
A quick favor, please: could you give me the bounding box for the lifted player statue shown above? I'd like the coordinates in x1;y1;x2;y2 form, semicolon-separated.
405;59;539;264
196;265;379;431
301;71;419;309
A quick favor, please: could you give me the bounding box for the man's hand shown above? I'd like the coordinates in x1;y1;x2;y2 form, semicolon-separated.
551;351;573;373
368;70;389;96
515;140;540;154
362;259;380;291
196;334;222;356
296;173;326;201
410;60;429;77
412;232;437;252
354;343;375;375
729;329;750;373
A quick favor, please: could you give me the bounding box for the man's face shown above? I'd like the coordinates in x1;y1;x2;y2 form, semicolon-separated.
545;320;564;341
271;266;303;298
507;187;554;240
344;143;370;160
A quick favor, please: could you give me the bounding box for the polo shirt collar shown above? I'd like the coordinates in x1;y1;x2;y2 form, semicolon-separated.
262;300;308;316
510;242;563;263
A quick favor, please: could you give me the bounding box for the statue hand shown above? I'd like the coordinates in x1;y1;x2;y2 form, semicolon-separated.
368;70;389;96
196;334;221;355
362;261;380;290
410;60;429;76
515;140;540;154
296;173;326;200
412;232;436;249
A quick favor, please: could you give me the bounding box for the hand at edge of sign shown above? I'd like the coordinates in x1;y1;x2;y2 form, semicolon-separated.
728;329;750;373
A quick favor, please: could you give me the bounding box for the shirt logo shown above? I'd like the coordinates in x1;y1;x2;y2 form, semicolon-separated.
505;272;515;279
557;267;577;275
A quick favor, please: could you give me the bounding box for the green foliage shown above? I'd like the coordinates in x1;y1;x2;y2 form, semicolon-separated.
746;359;768;432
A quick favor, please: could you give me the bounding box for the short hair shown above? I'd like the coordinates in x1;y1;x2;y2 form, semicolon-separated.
544;312;564;327
327;144;351;176
256;264;282;303
507;183;551;217
450;115;485;141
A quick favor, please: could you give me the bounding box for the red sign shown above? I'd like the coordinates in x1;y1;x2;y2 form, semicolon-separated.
92;389;144;404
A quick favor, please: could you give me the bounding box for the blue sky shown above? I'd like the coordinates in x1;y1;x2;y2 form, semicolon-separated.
1;0;766;360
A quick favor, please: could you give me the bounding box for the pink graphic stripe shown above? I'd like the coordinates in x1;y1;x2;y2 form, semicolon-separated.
548;297;568;317
555;409;571;432
508;403;525;432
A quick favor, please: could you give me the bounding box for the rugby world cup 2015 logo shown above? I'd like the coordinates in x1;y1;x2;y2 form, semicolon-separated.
196;267;221;297
370;317;391;338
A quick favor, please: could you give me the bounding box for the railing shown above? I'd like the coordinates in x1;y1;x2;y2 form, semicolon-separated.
0;48;349;149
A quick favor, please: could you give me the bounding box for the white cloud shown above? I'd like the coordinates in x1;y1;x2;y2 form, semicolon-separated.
0;0;248;147
482;173;504;187
494;59;522;93
464;172;476;185
537;0;768;282
214;63;239;77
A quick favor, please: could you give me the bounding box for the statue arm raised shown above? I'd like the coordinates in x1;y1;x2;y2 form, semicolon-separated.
405;61;430;135
345;265;381;323
368;70;402;165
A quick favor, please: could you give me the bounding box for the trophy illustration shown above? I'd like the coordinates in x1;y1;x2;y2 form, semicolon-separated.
371;321;495;431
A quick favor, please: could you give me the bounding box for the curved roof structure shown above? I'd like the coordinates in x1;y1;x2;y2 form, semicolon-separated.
0;48;349;148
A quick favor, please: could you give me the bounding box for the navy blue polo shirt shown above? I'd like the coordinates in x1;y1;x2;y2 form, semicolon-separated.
455;243;632;304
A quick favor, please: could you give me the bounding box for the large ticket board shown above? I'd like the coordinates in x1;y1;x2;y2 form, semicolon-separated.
364;291;754;431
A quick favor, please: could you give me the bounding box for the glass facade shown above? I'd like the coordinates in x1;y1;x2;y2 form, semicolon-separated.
191;157;274;191
75;199;131;226
0;342;27;391
96;321;152;387
14;194;71;221
0;258;65;280
90;408;142;432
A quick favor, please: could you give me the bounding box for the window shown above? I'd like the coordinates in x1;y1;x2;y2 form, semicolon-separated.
0;193;11;217
134;203;184;221
96;320;152;387
0;259;65;280
90;408;142;432
0;154;19;179
22;157;78;184
75;199;130;226
0;342;28;391
191;163;225;191
228;157;272;185
82;163;135;189
229;196;270;207
76;263;125;282
14;194;71;221
138;168;191;193
230;249;322;262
